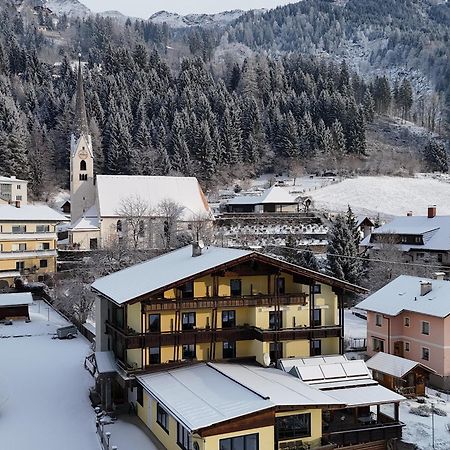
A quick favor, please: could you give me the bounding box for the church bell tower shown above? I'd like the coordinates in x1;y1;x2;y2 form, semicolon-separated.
70;55;95;224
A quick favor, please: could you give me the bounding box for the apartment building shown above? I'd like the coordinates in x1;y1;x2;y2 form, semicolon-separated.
0;176;28;205
0;203;67;287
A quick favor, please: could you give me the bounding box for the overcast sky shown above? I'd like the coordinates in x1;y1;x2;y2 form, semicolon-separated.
81;0;296;18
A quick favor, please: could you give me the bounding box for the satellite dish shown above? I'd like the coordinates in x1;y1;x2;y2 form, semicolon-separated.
263;353;271;367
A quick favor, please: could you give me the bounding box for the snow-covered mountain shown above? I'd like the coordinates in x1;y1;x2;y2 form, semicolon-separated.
45;0;90;18
148;10;247;28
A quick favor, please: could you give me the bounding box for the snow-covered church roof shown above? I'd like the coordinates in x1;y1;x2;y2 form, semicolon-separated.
96;175;211;220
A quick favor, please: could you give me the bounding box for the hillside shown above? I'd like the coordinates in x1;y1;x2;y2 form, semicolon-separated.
148;10;247;28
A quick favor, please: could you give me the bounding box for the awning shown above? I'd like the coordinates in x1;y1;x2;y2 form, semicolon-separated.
326;384;405;407
95;351;117;375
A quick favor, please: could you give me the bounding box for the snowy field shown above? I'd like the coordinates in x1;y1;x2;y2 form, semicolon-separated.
308;175;450;218
0;301;159;450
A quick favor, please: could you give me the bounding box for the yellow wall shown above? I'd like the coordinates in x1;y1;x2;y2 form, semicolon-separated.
203;426;274;450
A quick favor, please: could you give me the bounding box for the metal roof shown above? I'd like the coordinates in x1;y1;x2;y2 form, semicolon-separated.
356;275;450;318
366;352;435;378
325;384;405;407
136;363;344;432
0;292;33;307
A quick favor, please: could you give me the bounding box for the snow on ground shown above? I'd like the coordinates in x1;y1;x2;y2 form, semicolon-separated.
344;309;367;340
0;301;159;450
309;175;450;218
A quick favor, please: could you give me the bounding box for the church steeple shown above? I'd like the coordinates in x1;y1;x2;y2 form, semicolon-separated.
74;53;89;138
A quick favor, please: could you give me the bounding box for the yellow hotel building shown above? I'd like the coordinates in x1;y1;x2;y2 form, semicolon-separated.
0;204;67;288
91;245;406;450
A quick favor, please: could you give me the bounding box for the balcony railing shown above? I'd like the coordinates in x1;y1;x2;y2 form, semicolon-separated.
0;249;57;259
105;321;342;350
143;293;308;311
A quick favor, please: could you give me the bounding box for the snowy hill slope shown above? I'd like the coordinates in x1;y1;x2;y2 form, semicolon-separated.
148;10;247;28
309;175;450;218
45;0;90;18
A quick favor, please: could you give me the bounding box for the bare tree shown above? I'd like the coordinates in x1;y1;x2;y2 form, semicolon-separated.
157;199;184;250
188;212;213;244
117;195;151;250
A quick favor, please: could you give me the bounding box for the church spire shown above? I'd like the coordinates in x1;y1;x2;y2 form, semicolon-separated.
74;53;89;138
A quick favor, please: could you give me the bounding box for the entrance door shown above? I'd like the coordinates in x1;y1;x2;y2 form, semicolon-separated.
90;238;98;250
311;339;322;356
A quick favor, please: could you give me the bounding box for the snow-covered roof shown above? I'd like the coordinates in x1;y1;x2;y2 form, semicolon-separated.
279;355;373;388
0;292;33;307
227;186;297;206
96;175;210;220
0;205;68;222
325;384;404;407
0;271;20;279
0;176;27;183
356;216;374;227
70;206;100;231
366;352;435;378
364;215;450;251
95;351;116;375
357;275;450;318
92;246;252;304
137;363;343;432
91;245;365;305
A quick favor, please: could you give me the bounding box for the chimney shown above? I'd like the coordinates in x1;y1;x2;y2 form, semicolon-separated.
420;281;432;296
428;205;436;219
434;272;445;281
192;241;205;257
11;176;16;180
15;200;20;208
406;211;413;217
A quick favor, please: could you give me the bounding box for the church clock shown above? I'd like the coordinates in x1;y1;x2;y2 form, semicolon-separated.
79;149;88;160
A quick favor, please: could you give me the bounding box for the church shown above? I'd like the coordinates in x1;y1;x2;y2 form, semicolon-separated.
68;60;212;250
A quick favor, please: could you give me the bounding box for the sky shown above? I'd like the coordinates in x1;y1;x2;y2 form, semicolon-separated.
81;0;297;18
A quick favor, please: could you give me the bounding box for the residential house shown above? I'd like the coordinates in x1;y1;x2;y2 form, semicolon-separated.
366;352;435;397
279;355;405;448
0;176;28;205
91;244;364;407
0;203;67;288
360;206;450;266
356;216;375;239
68;58;211;251
222;187;299;214
357;275;450;390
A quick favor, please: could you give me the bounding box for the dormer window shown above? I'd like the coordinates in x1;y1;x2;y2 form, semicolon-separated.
80;160;87;171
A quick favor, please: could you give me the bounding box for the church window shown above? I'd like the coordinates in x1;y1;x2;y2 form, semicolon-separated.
80;160;87;171
116;220;122;232
79;174;88;181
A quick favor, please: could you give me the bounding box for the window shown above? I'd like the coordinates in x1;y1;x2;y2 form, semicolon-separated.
223;341;236;359
311;339;321;356
16;261;25;271
16;195;22;201
149;347;160;364
79;174;88;181
421;321;430;335
116;220;122;232
12;243;26;251
36;225;50;233
38;242;50;250
12;225;26;233
80;160;87;171
177;422;192;450
375;314;383;327
219;434;259;450
438;253;443;263
181;281;194;299
404;317;410;327
276;278;285;295
405;342;410;352
148;314;160;332
372;337;385;352
312;308;322;327
156;403;169;433
39;259;48;268
182;312;196;330
138;220;145;237
313;284;321;294
182;344;196;359
276;413;311;441
137;385;143;407
230;279;242;296
417;252;425;259
222;310;236;328
269;311;282;330
270;342;283;361
16;184;21;190
422;347;430;361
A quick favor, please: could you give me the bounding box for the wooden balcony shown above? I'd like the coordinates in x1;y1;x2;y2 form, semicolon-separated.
143;293;308;311
105;321;342;350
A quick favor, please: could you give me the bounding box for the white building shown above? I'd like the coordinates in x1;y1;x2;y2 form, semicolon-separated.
0;176;28;205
